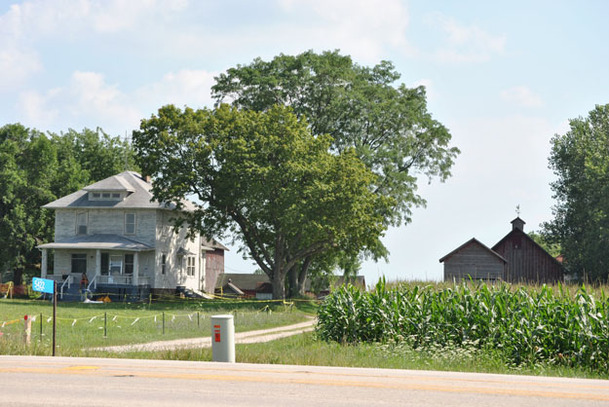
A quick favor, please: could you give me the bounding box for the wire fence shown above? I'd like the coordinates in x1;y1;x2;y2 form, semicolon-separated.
0;298;315;351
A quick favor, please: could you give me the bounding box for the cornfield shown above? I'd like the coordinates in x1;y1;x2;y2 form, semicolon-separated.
316;279;609;371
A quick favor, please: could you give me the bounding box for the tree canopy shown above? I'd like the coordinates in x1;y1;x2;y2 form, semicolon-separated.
212;51;459;280
0;124;136;285
545;104;609;281
212;50;459;228
133;104;392;298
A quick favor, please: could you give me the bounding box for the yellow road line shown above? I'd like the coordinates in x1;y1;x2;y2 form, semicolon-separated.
1;365;608;402
5;358;609;392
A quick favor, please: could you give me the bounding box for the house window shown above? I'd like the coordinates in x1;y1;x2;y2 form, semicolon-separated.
101;253;109;275
125;213;136;235
102;192;111;199
112;193;121;199
161;254;166;275
71;254;87;274
76;213;88;235
124;254;134;275
109;255;123;274
187;256;195;276
92;192;101;199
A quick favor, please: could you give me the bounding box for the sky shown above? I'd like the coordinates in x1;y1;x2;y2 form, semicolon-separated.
2;0;609;285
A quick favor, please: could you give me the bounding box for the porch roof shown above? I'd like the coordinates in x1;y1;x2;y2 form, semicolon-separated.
38;234;154;251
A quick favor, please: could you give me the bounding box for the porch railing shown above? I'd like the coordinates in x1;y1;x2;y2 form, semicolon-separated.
95;275;150;286
59;275;73;300
87;274;98;291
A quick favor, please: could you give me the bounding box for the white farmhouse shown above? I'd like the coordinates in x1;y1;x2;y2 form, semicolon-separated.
38;171;224;300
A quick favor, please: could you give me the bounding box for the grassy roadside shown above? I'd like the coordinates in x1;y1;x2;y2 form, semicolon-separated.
0;298;314;356
107;331;608;380
3;289;609;381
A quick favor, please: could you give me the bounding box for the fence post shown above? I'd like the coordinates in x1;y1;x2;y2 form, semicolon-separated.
39;313;42;342
162;312;165;335
23;315;31;345
104;312;107;338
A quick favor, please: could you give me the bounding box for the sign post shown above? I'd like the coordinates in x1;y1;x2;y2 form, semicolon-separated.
32;277;57;356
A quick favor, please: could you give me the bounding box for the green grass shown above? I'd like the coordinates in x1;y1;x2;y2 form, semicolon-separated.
4;282;609;381
0;298;314;356
107;331;609;380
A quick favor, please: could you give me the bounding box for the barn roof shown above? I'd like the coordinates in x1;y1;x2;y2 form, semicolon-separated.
491;226;563;267
439;237;507;264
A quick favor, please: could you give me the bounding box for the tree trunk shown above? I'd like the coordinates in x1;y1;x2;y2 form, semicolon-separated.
272;271;286;299
287;267;298;298
12;268;23;286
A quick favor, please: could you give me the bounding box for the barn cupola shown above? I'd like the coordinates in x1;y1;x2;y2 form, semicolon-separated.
511;217;525;231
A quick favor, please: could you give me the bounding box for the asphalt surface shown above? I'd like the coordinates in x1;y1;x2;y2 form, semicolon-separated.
2;355;609;406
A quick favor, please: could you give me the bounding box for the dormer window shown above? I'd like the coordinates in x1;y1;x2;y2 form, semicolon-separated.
89;191;124;201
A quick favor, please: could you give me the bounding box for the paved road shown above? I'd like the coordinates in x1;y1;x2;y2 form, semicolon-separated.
2;356;609;406
91;319;316;353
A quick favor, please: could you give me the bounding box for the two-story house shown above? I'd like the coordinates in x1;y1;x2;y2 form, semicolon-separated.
38;171;224;300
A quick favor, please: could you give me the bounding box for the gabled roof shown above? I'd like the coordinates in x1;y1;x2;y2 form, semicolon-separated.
491;226;563;266
37;234;153;251
439;237;507;264
215;273;269;291
201;238;229;252
43;171;196;211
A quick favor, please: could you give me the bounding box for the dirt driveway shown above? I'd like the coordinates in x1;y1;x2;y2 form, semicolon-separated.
90;318;316;353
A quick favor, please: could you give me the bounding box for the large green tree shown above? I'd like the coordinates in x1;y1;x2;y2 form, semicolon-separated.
545;104;609;281
212;50;459;283
133;104;391;298
0;124;56;285
0;124;137;286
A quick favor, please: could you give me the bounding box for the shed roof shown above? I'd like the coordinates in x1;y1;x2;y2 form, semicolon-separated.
215;273;270;291
439;238;507;264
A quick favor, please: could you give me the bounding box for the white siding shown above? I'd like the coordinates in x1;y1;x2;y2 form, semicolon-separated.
153;211;202;291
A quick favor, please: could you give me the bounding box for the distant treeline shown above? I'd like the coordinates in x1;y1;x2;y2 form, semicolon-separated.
0;123;137;285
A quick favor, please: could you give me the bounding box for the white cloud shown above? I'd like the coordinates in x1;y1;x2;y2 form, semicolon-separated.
431;15;506;63
500;86;544;108
276;0;414;62
0;47;42;90
16;68;217;135
136;69;217;111
17;71;140;135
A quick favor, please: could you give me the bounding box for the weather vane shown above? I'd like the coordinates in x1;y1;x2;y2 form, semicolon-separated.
516;204;521;217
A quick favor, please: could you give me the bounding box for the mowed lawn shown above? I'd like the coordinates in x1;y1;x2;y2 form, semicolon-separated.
0;298;314;356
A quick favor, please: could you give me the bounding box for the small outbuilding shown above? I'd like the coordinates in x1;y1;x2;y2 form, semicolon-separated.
440;218;563;283
439;238;507;282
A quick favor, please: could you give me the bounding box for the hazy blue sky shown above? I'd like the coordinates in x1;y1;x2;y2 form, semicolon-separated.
2;0;608;284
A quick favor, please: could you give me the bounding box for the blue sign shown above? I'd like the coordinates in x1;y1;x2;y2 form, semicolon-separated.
32;277;54;294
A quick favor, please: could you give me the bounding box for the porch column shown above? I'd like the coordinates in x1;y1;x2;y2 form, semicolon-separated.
133;252;139;286
95;250;101;279
41;249;48;279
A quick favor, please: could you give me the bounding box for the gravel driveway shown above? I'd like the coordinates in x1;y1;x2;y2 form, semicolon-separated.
90;318;316;353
